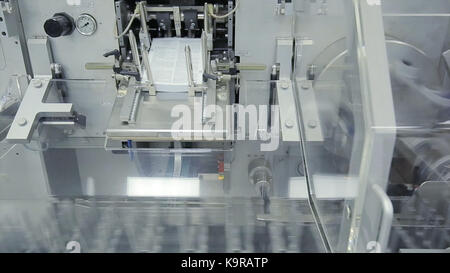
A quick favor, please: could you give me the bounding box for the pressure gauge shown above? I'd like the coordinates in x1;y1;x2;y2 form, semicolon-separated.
75;14;97;36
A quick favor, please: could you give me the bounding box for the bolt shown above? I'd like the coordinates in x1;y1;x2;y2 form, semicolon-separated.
32;79;42;88
217;91;227;102
17;117;27;126
301;82;310;90
117;88;127;98
281;81;289;89
308;120;317;129
285;119;294;128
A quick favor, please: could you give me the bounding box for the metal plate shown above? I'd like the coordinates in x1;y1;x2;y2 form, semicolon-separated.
106;92;231;142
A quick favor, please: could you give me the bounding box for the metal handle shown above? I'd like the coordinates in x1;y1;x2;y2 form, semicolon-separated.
371;184;394;252
103;49;120;59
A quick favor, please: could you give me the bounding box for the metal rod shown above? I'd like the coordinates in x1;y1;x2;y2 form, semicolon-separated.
372;184;394;253
185;45;195;89
141;45;154;87
128;31;141;74
201;30;208;74
146;13;205;21
145;6;204;13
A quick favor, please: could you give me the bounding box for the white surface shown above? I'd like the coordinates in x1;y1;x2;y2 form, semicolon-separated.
289;175;358;199
127;177;200;197
147;38;204;92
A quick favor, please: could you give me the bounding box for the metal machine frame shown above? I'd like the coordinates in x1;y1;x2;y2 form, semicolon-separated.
0;0;449;253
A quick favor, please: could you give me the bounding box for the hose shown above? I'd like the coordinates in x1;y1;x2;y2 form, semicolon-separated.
208;0;240;19
115;6;140;39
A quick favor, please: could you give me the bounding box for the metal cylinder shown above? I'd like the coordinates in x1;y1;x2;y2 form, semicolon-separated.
248;158;272;197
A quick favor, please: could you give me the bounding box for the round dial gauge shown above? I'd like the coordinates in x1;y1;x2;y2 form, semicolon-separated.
76;14;97;36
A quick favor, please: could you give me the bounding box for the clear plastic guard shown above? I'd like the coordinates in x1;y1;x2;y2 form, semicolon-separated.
0;77;327;252
379;0;450;252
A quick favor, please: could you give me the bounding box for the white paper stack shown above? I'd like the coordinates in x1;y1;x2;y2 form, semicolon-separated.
147;38;204;93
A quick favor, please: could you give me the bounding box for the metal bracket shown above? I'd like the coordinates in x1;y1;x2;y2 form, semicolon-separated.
295;78;324;142
6;35;73;143
6;79;73;143
115;0;128;57
276;80;300;142
275;38;299;142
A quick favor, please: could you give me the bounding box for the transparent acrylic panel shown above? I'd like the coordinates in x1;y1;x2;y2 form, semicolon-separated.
38;79;116;146
0;146;326;252
294;0;369;252
0;75;28;141
0;77;326;253
0;198;325;253
379;0;450;253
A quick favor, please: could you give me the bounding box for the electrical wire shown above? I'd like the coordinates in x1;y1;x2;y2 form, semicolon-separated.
116;1;239;39
208;0;240;19
115;6;140;39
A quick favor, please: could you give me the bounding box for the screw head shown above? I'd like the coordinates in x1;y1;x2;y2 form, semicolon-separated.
117;88;127;98
17;117;27;126
301;82;310;90
281;81;290;89
32;79;42;88
217;91;227;102
308;120;317;129
285;119;294;128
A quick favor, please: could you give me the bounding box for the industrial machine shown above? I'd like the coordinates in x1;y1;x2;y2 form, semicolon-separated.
0;0;449;253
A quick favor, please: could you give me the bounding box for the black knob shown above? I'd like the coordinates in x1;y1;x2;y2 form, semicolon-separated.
44;13;74;38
